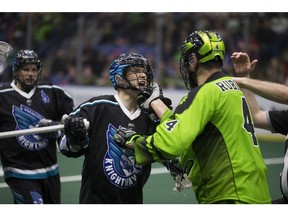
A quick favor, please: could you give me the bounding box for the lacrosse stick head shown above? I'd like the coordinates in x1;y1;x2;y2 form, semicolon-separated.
0;41;13;75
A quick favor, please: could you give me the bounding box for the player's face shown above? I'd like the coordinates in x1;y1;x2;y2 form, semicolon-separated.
16;64;40;91
125;66;148;90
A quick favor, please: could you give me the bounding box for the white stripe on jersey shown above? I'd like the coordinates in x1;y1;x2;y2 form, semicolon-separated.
3;164;59;175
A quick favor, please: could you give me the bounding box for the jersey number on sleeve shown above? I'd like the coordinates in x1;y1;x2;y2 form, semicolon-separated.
242;97;259;147
165;120;179;132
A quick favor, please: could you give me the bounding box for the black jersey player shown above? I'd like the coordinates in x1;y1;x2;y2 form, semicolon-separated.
0;50;74;204
59;53;161;203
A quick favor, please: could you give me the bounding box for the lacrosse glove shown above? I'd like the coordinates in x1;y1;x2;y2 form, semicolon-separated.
163;158;192;192
38;119;60;140
137;82;173;112
113;128;142;148
137;82;162;110
163;158;185;178
64;116;89;151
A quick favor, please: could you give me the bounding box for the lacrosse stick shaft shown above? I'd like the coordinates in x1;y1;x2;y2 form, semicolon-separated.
0;118;89;139
0;124;64;139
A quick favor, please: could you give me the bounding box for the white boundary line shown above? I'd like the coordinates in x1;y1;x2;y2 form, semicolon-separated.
0;157;283;189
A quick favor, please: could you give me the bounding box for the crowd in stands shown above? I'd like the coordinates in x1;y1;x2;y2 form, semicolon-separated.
1;12;288;89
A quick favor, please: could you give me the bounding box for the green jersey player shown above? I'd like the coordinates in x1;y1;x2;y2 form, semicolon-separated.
114;30;271;204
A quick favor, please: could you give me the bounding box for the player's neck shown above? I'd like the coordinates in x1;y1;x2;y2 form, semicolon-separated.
117;91;138;113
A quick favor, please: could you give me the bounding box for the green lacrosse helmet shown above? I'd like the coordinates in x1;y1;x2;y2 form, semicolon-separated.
180;30;225;64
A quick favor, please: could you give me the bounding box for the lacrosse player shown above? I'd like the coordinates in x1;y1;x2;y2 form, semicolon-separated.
113;31;272;204
232;51;288;204
0;50;74;204
59;53;172;204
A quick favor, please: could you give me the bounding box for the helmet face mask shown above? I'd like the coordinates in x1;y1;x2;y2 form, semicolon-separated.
180;30;225;89
180;54;198;89
109;53;153;94
12;50;42;91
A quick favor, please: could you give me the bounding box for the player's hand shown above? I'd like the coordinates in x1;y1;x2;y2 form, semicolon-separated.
63;116;89;151
163;158;184;178
113;128;141;149
163;158;192;193
231;52;258;77
38;119;60;139
137;82;162;109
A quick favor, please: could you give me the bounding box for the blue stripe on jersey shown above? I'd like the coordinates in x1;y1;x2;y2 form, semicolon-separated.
70;99;119;115
3;165;59;179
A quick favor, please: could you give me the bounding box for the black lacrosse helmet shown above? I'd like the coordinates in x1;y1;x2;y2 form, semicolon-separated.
12;49;41;74
109;52;153;94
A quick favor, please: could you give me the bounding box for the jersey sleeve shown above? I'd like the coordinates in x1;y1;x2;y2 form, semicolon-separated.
268;110;288;135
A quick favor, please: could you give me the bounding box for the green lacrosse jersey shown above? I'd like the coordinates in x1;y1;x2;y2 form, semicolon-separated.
134;72;271;204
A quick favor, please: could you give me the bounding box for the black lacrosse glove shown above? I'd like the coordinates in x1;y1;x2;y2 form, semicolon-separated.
38;119;60;140
163;158;193;192
64;116;89;151
113;128;142;148
163;158;185;179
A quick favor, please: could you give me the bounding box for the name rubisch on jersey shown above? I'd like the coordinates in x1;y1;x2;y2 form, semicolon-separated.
103;124;142;189
215;79;241;92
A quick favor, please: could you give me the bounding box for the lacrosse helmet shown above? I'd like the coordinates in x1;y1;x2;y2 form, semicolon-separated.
109;53;153;93
180;30;225;89
13;50;41;73
12;50;42;91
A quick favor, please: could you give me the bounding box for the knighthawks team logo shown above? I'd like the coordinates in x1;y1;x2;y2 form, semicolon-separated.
103;124;142;189
12;104;48;150
41;90;50;103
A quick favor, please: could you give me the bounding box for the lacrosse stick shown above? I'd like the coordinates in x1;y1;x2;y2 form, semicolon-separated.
0;41;13;75
0;114;90;139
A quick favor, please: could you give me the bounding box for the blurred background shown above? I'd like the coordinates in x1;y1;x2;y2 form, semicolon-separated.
1;12;288;204
1;12;288;89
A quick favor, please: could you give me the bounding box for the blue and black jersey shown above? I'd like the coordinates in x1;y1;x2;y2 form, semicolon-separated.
60;94;153;204
0;80;74;180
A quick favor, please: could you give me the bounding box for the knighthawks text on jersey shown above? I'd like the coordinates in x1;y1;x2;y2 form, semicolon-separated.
104;124;142;188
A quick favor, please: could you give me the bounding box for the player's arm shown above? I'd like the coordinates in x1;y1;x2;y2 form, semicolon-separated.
231;52;271;130
236;77;288;105
232;52;288;104
235;84;270;130
115;91;209;165
150;98;170;119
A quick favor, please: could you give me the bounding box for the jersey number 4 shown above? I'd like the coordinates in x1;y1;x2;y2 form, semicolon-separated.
242;97;258;147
